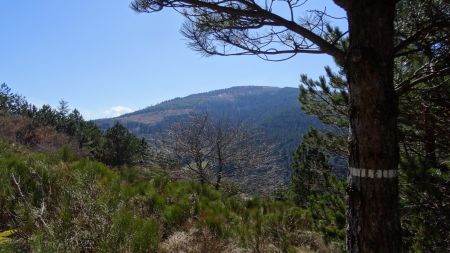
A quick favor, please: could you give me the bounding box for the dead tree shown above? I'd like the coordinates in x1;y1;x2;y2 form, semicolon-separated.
158;113;212;185
154;113;278;191
206;117;278;190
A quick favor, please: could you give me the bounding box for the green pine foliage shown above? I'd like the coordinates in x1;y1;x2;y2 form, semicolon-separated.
291;129;331;206
102;123;147;167
400;158;450;251
290;129;346;249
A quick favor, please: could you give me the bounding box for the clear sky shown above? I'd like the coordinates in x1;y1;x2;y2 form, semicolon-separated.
0;0;346;119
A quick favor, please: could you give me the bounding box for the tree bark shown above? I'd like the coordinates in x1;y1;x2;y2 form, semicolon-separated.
215;142;224;190
346;1;401;252
196;159;206;185
215;165;223;190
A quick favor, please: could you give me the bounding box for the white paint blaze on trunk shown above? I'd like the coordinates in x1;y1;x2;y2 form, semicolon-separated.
349;168;398;179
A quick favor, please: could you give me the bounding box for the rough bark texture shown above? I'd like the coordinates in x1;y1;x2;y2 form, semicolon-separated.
346;0;401;252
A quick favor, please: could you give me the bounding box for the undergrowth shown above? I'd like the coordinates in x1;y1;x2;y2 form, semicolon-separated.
0;141;341;252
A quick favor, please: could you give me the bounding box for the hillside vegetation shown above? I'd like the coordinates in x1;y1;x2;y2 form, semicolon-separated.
0;142;342;253
2;75;448;252
0;84;344;252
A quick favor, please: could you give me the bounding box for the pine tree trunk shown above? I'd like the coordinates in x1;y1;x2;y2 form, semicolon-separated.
346;1;401;252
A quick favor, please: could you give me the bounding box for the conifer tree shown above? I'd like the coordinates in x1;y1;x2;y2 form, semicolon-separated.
103;122;145;167
291;129;330;207
291;128;346;247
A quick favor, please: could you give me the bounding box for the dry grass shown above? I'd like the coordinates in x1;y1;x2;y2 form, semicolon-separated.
160;227;250;253
159;227;333;253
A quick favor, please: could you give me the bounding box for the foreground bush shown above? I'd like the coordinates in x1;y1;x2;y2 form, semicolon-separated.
0;143;338;252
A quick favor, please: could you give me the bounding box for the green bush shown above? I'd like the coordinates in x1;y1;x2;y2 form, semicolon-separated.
0;142;337;252
108;211;160;253
163;203;190;227
59;145;75;162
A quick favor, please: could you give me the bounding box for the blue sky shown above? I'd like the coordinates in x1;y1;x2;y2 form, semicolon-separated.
0;0;346;119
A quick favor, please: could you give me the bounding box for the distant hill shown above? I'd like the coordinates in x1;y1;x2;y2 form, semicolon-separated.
94;86;322;179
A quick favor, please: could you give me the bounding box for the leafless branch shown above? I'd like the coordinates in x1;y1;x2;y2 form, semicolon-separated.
151;112;280;192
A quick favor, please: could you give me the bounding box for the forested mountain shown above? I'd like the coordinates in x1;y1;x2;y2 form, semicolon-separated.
95;86;323;177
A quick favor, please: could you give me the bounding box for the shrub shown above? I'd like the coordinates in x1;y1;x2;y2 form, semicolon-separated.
163;203;190;227
109;211;160;253
1;142;338;253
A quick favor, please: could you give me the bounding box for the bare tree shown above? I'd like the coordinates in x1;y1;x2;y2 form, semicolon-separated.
153;113;279;191
160;113;212;185
207;116;279;191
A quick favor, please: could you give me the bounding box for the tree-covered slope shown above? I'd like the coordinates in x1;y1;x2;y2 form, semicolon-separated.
94;86;323;175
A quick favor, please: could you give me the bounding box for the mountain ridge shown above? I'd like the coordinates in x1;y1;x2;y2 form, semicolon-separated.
121;85;293;117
